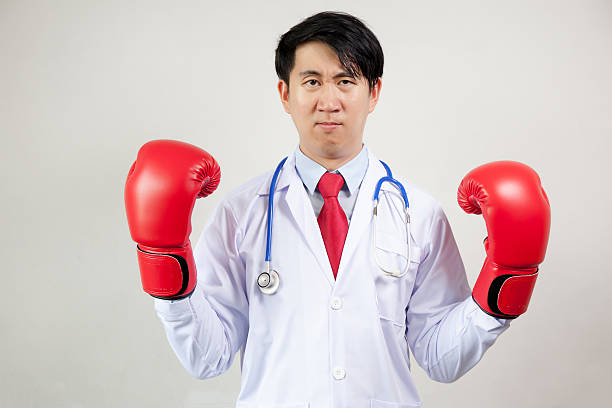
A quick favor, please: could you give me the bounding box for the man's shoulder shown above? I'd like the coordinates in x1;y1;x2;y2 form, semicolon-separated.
214;168;274;218
382;171;442;215
227;170;273;199
367;149;440;213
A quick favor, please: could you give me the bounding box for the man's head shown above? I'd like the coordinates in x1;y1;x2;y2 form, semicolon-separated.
275;11;384;169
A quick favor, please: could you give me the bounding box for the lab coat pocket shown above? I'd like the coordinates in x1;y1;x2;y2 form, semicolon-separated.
370;398;422;407
373;230;422;327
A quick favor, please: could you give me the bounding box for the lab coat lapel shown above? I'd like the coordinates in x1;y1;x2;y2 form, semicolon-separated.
279;154;336;288
335;150;387;283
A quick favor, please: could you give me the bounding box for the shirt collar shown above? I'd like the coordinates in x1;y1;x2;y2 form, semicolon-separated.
294;144;369;195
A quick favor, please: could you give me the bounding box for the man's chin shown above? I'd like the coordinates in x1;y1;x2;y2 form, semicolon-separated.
301;133;360;157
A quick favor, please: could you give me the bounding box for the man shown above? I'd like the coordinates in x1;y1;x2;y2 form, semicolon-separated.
125;11;550;407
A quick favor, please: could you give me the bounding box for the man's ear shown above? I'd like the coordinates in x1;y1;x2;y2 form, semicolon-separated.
368;78;382;113
278;80;290;114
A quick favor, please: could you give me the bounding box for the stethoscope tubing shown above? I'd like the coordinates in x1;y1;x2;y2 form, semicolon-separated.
265;157;288;263
260;156;411;294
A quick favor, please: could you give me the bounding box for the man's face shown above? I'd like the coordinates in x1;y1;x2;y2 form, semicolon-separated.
278;41;381;164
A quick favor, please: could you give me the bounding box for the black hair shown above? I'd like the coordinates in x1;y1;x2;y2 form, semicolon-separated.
275;11;384;93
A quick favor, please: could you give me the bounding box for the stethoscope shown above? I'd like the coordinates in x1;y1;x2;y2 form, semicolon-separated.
257;157;411;295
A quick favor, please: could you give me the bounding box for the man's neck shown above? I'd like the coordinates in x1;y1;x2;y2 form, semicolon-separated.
299;143;364;172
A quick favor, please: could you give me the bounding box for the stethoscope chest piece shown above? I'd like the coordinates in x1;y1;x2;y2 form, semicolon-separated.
258;269;280;295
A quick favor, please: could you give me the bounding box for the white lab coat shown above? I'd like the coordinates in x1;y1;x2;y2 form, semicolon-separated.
153;149;511;408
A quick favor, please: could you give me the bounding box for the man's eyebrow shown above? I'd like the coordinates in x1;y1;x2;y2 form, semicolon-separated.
298;70;356;79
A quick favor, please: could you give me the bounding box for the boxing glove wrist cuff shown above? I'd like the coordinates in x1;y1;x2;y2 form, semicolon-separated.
472;258;538;319
136;242;196;300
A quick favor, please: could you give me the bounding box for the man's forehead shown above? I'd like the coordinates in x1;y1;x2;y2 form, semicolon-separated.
292;41;357;73
287;41;366;83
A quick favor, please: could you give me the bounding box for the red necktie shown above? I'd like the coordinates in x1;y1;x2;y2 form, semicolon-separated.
317;172;349;279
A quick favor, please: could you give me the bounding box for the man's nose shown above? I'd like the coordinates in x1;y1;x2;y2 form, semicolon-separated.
316;83;341;112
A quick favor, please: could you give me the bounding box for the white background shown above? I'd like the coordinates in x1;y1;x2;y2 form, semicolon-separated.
1;0;610;406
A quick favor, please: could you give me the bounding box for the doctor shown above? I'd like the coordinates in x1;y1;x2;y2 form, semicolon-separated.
124;11;550;408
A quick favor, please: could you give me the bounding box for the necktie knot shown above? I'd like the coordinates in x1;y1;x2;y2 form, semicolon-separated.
317;172;345;198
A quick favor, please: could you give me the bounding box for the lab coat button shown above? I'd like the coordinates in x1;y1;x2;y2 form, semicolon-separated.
331;297;343;310
333;367;346;380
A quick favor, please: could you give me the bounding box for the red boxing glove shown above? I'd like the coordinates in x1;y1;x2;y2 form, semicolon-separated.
125;140;220;299
457;161;550;319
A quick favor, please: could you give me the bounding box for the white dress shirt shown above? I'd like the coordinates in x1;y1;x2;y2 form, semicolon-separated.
294;144;368;222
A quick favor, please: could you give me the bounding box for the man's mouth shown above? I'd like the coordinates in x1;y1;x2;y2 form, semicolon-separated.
316;122;342;130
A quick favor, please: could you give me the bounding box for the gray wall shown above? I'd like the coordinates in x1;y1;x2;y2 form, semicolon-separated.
1;0;609;406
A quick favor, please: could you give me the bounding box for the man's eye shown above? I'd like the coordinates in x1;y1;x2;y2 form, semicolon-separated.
304;79;353;87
